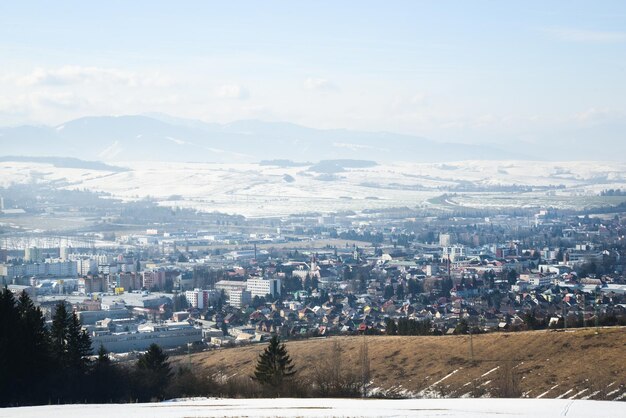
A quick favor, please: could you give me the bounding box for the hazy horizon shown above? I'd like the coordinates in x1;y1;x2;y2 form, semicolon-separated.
1;1;625;152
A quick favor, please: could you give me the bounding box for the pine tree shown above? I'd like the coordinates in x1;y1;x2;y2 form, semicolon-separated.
137;343;171;374
253;335;296;389
96;344;111;366
50;301;71;362
15;291;51;404
67;311;93;370
385;317;397;335
0;288;19;406
50;301;93;402
91;344;120;403
135;343;172;401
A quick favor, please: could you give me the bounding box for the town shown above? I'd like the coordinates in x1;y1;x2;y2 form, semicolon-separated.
2;191;625;355
2;1;626;414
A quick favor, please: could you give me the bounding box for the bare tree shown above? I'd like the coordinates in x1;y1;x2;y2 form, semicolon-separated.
359;337;370;397
492;361;521;398
312;339;361;397
312;339;342;396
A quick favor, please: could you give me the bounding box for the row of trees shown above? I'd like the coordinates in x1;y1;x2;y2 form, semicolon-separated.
387;311;626;336
7;287;597;404
385;317;433;336
0;286;372;405
0;289;93;405
0;288;199;406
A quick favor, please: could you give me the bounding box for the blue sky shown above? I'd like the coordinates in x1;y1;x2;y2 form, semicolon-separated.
1;1;625;146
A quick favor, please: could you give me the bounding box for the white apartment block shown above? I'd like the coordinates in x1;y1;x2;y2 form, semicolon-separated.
76;258;98;276
246;277;281;298
185;288;219;309
0;261;77;278
442;245;465;262
215;280;247;297
229;289;252;308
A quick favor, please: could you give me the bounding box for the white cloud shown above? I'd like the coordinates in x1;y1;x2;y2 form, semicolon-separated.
15;66;172;87
573;107;625;123
303;77;337;92
216;84;250;100
391;93;429;111
0;91;87;112
37;91;88;109
543;27;626;43
165;136;187;145
409;93;427;105
473;113;497;128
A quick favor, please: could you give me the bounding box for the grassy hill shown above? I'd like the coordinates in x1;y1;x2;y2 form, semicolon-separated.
172;327;625;400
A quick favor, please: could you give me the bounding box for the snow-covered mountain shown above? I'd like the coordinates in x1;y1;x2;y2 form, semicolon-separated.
0;115;529;163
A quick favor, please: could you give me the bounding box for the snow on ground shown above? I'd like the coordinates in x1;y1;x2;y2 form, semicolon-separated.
430;369;459;387
1;398;624;418
557;389;575;399
607;388;620;397
571;389;588;399
536;384;559;399
581;391;600;400
416;369;460;398
2;160;626;217
481;367;499;377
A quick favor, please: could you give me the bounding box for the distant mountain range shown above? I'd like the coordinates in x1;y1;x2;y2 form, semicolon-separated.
0;114;619;163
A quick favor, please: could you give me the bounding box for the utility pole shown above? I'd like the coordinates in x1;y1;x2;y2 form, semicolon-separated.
187;342;192;368
583;292;587;328
595;287;600;334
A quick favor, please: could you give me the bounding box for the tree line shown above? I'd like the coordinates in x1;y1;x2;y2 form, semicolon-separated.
7;287;606;405
0;287;376;405
0;288;207;406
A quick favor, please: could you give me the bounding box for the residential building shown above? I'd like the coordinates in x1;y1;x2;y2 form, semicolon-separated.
247;277;281;298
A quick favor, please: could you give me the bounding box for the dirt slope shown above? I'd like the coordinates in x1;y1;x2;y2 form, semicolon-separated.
173;327;626;400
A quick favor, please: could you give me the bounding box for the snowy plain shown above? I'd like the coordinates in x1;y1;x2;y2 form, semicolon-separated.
1;397;624;418
2;160;626;217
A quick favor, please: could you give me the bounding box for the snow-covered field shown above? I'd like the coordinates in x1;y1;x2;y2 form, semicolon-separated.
1;397;624;417
2;160;626;217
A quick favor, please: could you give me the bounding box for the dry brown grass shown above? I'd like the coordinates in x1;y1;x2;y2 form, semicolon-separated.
172;327;626;399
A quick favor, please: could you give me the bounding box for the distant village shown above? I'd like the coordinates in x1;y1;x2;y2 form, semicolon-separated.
1;205;625;355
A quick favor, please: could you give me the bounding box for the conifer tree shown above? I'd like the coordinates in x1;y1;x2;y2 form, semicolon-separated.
385;317;398;335
0;288;19;406
50;301;93;401
91;344;125;403
135;343;172;401
67;311;93;370
253;335;296;389
50;301;71;362
137;343;171;375
15;291;51;404
96;344;111;366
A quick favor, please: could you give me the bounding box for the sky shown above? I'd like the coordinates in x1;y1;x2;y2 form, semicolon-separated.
0;1;625;145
